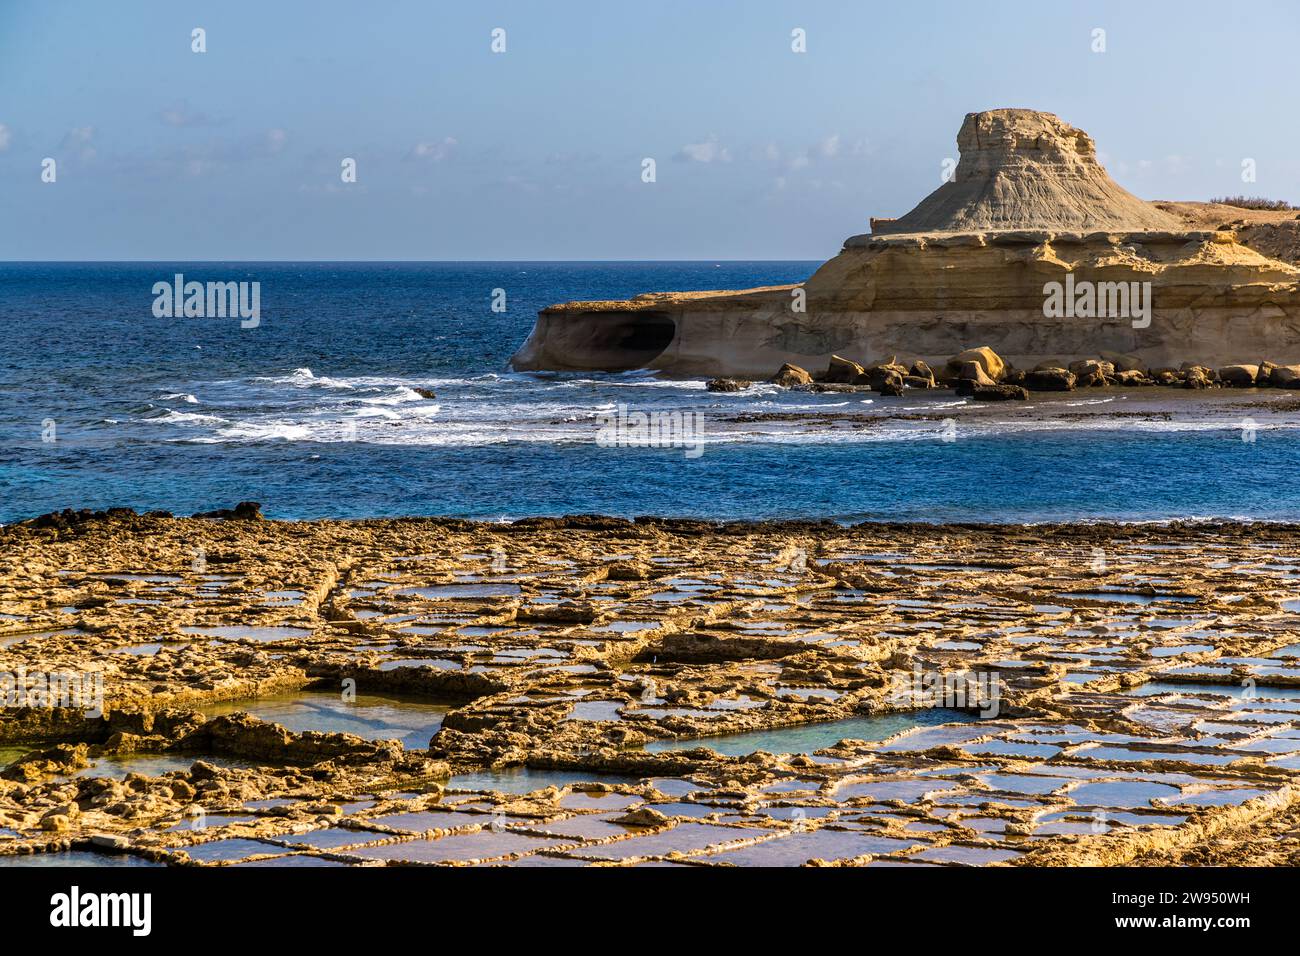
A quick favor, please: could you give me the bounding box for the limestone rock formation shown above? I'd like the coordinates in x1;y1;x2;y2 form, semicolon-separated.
511;109;1300;377
871;109;1181;235
769;363;812;387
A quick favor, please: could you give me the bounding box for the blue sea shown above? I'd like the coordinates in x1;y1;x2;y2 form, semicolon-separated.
2;261;1298;525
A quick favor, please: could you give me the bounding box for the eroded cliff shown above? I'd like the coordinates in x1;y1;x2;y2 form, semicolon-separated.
511;109;1300;378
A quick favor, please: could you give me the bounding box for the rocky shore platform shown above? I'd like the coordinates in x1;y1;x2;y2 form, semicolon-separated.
3;509;1300;867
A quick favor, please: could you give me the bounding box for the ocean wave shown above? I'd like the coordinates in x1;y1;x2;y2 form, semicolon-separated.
194;420;315;443
900;400;967;410
159;392;200;404
151;407;1300;448
253;367;356;390
356;386;428;406
141;409;229;427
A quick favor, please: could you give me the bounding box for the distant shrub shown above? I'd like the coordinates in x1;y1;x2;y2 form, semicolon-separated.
1209;195;1298;211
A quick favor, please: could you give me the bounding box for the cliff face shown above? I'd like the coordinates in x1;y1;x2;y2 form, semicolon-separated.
510;109;1300;377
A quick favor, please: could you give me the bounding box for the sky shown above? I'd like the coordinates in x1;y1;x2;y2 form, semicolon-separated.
1;0;1297;260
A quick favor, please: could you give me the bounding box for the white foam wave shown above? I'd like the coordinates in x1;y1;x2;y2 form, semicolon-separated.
357;386;427;406
143;409;229;427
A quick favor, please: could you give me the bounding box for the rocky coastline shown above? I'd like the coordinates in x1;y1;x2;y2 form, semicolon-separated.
4;510;1300;867
512;110;1300;379
713;344;1300;403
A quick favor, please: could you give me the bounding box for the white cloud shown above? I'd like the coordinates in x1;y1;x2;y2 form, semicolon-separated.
675;135;731;164
61;126;96;161
159;102;216;128
0;124;10;152
409;137;457;161
815;133;840;159
265;128;288;154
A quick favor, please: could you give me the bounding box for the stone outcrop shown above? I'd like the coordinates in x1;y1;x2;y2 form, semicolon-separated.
511;109;1300;377
873;109;1181;235
769;363;812;387
705;377;750;392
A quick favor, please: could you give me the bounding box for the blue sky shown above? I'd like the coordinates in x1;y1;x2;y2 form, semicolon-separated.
1;0;1296;260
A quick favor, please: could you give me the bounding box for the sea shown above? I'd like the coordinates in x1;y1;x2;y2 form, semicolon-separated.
2;261;1299;525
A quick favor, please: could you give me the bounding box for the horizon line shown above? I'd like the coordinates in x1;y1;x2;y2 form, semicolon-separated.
0;258;827;265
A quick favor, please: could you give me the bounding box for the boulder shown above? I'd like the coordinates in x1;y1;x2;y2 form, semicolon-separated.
413;387;437;399
970;384;1029;401
875;369;905;396
1183;366;1214;389
823;355;865;383
706;377;751;392
1217;364;1260;387
1099;351;1145;373
946;346;1006;382
1113;369;1153;386
957;361;996;386
1179;362;1217;381
1270;364;1300;388
903;375;933;389
1071;359;1112;388
1257;361;1277;386
1024;368;1077;391
953;361;997;395
1069;359;1115;380
909;360;936;386
194;501;263;520
796;383;873;393
769;363;813;388
856;362;910;390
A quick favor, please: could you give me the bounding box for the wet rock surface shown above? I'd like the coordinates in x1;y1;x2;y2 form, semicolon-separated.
4;512;1300;866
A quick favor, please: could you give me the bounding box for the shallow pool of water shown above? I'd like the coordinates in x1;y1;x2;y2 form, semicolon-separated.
1058;591;1197;605
1128;681;1300;701
69;752;263;780
197;690;449;748
0;746;31;768
0;850;164;867
180;625;314;642
447;766;642;794
644;709;976;756
398;583;521;599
